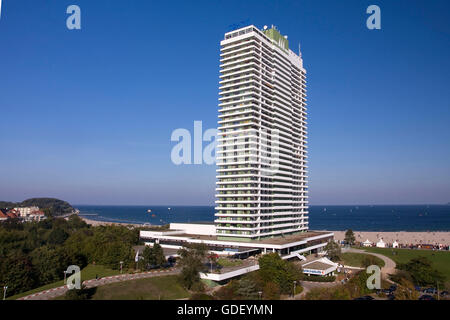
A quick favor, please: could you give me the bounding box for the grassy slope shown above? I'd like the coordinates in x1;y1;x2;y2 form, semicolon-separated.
339;252;385;268
363;247;450;281
8;264;120;300
91;275;190;300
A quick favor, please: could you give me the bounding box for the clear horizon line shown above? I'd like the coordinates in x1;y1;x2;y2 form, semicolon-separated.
72;202;449;207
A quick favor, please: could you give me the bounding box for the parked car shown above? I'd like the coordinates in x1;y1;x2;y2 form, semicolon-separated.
423;288;437;294
167;256;176;265
419;294;436;300
353;295;375;300
389;285;397;292
440;291;448;296
146;264;159;270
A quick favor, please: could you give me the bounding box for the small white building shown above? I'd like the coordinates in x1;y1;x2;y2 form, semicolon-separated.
362;239;372;247
376;238;386;248
13;206;40;218
392;241;399;248
302;257;337;277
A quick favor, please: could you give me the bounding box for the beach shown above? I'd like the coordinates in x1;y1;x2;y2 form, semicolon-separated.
328;230;450;246
78;216;450;246
80;217;143;228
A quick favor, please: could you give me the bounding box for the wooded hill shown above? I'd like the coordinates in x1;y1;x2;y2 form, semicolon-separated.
0;198;74;216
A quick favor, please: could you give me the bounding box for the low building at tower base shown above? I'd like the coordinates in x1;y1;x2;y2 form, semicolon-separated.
140;223;334;281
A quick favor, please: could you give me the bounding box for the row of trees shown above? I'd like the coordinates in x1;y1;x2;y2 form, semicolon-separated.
0;216;140;297
175;245;304;299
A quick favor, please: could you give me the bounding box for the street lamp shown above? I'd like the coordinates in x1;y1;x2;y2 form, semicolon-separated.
63;271;67;284
3;286;7;300
258;291;262;300
120;261;124;274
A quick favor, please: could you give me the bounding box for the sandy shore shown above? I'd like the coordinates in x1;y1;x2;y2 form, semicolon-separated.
78;217;450;246
327;230;450;246
80;217;143;228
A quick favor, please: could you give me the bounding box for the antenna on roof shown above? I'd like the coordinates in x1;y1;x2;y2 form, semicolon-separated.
298;42;302;57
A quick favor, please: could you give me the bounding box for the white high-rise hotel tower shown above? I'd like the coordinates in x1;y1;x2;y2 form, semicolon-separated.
216;25;308;241
140;25;333;277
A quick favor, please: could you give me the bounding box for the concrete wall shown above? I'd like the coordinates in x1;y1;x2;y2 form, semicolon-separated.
170;223;216;236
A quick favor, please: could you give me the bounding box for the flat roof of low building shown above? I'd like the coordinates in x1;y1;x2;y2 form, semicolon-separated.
302;261;334;271
161;231;331;245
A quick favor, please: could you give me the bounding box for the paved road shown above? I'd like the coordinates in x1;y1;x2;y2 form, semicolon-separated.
345;248;396;273
294;249;398;299
344;248;397;282
18;268;180;300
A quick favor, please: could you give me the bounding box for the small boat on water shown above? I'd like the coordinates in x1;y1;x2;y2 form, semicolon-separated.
147;209;152;213
151;214;156;217
168;207;171;210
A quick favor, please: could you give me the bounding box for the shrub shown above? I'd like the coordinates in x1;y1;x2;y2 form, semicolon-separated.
190;293;215;300
263;281;280;300
301;275;336;282
294;285;303;295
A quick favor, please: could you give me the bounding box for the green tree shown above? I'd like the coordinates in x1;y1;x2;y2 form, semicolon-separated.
397;257;445;287
142;245;154;266
142;244;166;267
324;240;341;261
263;282;280;300
153;243;166;266
0;252;38;296
361;255;383;268
258;253;302;294
345;270;373;297
236;278;259;299
177;244;208;290
214;280;239;300
100;241;134;269
30;246;70;284
394;278;419;300
48;228;69;246
344;229;355;246
67;215;88;230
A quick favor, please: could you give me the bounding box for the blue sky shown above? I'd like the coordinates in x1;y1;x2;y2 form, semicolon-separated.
0;0;449;205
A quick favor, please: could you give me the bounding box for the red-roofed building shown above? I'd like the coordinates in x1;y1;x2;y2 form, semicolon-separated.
28;210;46;221
6;210;19;219
0;209;8;221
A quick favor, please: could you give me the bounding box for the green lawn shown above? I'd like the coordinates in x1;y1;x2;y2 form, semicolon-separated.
217;258;243;267
339;252;385;268
8;264;120;300
363;247;450;281
90;275;190;300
